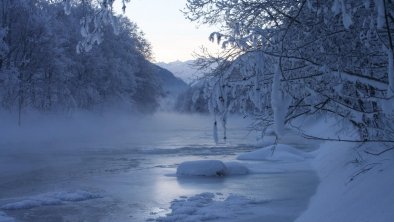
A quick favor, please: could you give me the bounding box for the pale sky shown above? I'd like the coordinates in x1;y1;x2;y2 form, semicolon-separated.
114;0;222;63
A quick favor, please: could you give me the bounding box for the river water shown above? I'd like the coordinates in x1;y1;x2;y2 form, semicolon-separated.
0;113;318;221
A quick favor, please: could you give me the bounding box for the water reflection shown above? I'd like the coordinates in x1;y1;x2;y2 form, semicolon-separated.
0;113;317;221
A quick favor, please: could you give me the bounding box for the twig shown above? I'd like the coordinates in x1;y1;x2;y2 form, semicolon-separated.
348;163;382;183
364;147;394;156
301;133;394;143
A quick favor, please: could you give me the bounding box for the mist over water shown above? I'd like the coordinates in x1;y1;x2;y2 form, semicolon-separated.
0;112;255;150
0;112;317;222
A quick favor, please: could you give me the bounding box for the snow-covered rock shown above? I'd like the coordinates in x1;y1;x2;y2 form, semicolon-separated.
237;144;306;162
176;160;248;177
156;192;265;222
177;160;226;177
1;190;100;210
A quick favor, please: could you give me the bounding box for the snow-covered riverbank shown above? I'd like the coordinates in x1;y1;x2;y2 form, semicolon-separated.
293;118;394;222
296;141;394;222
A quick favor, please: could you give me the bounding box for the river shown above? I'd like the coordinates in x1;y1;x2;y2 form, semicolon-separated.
0;113;318;222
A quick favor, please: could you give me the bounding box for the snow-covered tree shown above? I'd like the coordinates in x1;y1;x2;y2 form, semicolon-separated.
184;0;394;141
0;0;160;123
61;0;131;53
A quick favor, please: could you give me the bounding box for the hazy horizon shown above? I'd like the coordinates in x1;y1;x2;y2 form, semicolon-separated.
114;0;223;63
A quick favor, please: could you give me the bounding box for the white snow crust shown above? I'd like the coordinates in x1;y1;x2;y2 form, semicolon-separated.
1;191;100;210
295;141;394;222
156;192;269;222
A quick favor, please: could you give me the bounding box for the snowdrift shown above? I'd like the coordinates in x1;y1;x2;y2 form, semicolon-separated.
295;142;394;222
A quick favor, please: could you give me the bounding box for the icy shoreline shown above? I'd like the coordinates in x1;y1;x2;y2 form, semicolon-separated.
295;141;394;222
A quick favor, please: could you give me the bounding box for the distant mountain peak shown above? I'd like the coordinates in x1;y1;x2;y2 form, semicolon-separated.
156;60;202;84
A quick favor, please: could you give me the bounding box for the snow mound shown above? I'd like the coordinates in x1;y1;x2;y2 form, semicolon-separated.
237;144;306;162
224;162;249;175
0;212;15;222
177;160;226;177
51;191;100;202
1;190;101;210
176;160;248;177
156;192;265;222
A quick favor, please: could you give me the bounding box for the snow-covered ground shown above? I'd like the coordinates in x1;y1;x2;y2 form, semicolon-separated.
295;141;394;222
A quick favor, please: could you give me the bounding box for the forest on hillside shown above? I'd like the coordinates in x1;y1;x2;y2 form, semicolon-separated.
0;0;161;125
